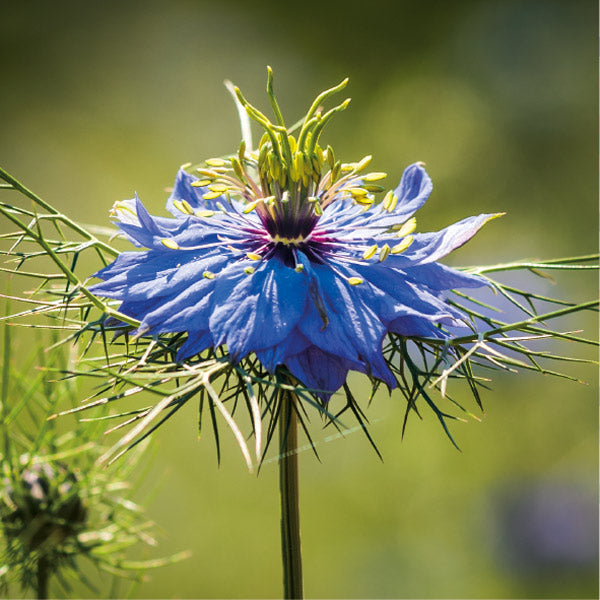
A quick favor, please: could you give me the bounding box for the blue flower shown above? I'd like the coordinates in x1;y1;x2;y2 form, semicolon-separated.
90;82;498;398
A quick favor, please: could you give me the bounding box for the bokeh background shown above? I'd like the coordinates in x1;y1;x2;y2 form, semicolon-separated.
1;0;597;598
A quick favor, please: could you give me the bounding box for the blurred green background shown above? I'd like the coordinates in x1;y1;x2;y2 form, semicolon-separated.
1;0;597;598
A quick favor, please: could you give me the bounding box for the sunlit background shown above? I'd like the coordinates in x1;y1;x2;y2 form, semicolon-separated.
1;0;597;598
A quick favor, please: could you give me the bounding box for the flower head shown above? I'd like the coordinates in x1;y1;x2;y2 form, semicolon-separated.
91;74;498;398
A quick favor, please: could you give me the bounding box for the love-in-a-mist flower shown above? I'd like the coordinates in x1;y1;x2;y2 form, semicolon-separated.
90;74;499;398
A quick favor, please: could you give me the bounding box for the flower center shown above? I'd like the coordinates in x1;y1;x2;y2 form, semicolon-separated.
270;234;308;247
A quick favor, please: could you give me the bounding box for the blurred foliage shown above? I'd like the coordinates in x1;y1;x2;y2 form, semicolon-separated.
0;0;597;598
0;328;189;598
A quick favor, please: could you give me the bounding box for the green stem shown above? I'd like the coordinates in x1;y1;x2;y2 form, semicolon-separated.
279;390;304;599
36;555;49;600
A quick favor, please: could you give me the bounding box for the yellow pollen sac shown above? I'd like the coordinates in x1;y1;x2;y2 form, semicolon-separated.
363;172;387;182
242;199;262;214
294;264;304;273
173;199;195;215
181;200;195;214
161;238;180;250
195;209;215;218
205;158;227;167
382;190;399;212
246;252;262;260
203;271;215;279
348;187;368;198
391;235;414;254
208;183;229;193
379;243;390;262
347;277;363;286
354;155;372;173
244;266;255;275
396;217;417;237
362;244;378;260
203;191;223;200
353;194;374;207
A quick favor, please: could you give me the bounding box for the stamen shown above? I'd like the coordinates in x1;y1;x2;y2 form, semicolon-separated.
203;271;216;279
203;191;223;200
195;210;215;218
161;238;180;250
205;158;227;167
209;183;229;193
395;217;417;237
362;245;378;260
347;277;363;285
244;266;255;275
378;243;390;262
247;252;262;260
390;235;414;254
363;172;387;182
382;191;399;212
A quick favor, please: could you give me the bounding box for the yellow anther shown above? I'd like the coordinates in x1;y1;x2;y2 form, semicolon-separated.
244;266;255;275
294;264;304;273
348;187;368;197
363;172;387;182
382;190;398;212
195;210;215;218
181;200;195;214
243;199;262;213
247;252;262;260
173;199;195;215
161;238;180;250
396;217;417;238
205;158;227;167
347;277;363;286
203;191;223;200
391;235;414;254
379;243;390;262
362;244;379;260
172;200;185;214
209;183;229;193
353;194;374;207
203;271;215;279
354;155;372;172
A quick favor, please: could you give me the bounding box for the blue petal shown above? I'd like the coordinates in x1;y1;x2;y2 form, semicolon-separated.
393;162;433;219
137;256;230;334
284;346;356;399
209;255;308;361
317;163;432;235
296;256;395;386
388;315;446;338
403;262;486;291
349;263;460;325
176;330;214;361
254;329;311;372
401;214;501;265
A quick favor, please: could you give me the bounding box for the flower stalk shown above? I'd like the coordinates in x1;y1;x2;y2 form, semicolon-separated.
279;390;304;599
36;556;49;600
